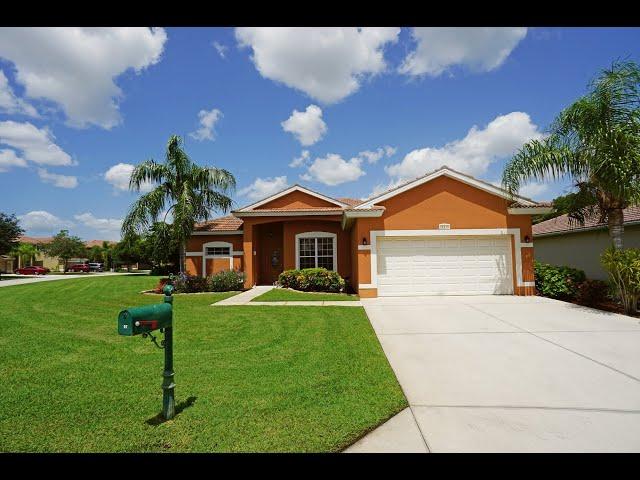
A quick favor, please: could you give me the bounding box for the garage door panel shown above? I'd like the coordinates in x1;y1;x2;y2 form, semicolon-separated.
376;236;513;296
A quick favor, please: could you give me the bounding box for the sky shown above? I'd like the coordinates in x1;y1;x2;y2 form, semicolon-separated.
0;27;639;241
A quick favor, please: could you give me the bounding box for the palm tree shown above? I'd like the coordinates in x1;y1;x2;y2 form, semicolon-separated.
11;242;38;268
502;60;640;250
122;135;235;272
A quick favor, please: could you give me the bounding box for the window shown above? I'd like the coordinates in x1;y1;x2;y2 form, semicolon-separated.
206;246;230;256
296;233;336;270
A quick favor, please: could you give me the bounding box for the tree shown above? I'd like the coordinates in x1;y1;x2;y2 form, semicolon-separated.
0;212;23;256
101;241;114;270
88;245;103;262
533;192;585;224
112;234;145;271
143;221;179;268
44;230;86;271
11;242;38;267
122;135;235;272
503;60;640;250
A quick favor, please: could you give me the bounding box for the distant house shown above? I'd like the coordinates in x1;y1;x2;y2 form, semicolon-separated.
12;236;116;272
533;206;640;280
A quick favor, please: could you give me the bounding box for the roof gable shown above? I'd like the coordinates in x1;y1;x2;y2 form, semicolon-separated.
356;166;538;209
237;184;349;211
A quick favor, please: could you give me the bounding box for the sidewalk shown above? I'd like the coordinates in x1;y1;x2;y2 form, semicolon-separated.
213;285;363;307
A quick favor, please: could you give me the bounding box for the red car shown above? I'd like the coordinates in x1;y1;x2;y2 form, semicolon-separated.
15;266;50;275
66;263;90;273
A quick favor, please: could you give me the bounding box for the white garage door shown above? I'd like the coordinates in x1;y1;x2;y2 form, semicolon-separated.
376;236;514;296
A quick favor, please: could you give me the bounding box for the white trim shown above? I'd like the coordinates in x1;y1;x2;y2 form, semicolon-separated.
508;207;553;215
356;168;538;209
368;228;529;289
522;281;536;287
237;184;349;211
358;283;376;289
191;230;243;235
186;252;203;257
202;241;234;277
357;244;371;251
343;209;384;218
232;251;244;256
233;210;341;217
521;242;534;247
294;231;337;271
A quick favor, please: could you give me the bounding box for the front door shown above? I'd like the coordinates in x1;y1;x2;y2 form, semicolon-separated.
258;223;283;285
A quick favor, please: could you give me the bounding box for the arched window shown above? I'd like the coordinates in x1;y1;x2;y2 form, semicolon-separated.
294;232;337;271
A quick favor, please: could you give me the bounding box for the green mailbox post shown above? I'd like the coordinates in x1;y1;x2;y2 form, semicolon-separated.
118;284;176;420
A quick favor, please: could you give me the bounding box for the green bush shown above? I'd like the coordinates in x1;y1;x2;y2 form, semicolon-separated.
601;247;640;314
208;270;244;292
150;264;176;276
278;268;346;293
171;273;208;293
534;261;586;299
575;279;610;307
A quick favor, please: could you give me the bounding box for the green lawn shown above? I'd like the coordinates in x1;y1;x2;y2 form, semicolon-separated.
0;276;406;452
252;288;360;302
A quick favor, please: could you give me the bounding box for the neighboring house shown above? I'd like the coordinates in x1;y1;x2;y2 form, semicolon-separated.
0;255;13;273
13;236;115;271
533;206;640;280
186;166;550;298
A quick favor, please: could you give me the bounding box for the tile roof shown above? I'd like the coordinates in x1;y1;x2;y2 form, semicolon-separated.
18;236;54;244
533;205;640;236
85;240;117;248
194;215;244;232
336;197;362;207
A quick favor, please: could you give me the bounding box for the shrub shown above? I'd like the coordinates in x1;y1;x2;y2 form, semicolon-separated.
150;264;176;276
171;273;208;293
601;247;640;314
152;277;171;293
208;270;245;292
575;279;610;307
278;268;345;293
534;261;586;299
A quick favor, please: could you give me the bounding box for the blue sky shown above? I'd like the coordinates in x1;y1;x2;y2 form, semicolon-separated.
0;27;639;241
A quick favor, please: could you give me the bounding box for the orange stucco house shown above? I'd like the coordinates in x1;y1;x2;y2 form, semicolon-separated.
185;166;551;298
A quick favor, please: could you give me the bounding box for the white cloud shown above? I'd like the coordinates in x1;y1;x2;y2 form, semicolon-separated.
37;168;78;189
74;212;123;239
0;149;27;172
239;176;288;202
281;104;327;146
0;27;167;129
104;162;154;193
399;27;527;77
213;41;228;59
235;27;399;104
366;178;405;200
189;107;223;141
519;181;550;200
302;153;365;186
0;121;73;166
0;70;38;117
289;149;310;168
385;112;543;181
18;210;73;232
358;145;396;164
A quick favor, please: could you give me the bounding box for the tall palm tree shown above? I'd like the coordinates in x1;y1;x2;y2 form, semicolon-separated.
122;135;236;272
502;61;640;250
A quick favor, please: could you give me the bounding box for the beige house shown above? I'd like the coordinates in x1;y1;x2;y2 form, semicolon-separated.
533;206;640;280
12;236;114;272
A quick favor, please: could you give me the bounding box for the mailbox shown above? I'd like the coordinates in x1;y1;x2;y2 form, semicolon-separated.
118;303;172;336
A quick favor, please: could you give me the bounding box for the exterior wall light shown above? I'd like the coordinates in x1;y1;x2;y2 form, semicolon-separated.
362;237;368;245
524;235;531;243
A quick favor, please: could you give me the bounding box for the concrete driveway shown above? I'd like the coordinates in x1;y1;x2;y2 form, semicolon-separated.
354;295;640;452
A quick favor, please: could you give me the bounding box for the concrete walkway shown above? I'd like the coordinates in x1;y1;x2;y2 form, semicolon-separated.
213;285;363;306
347;295;640;453
0;271;141;288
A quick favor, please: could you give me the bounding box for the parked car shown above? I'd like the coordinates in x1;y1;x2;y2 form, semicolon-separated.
88;262;104;272
15;266;50;275
66;263;90;273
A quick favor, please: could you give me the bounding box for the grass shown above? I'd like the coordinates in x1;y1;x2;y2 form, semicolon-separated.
0;276;406;452
252;288;360;302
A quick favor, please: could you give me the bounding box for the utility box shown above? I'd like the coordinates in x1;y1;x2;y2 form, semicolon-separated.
118;303;172;336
